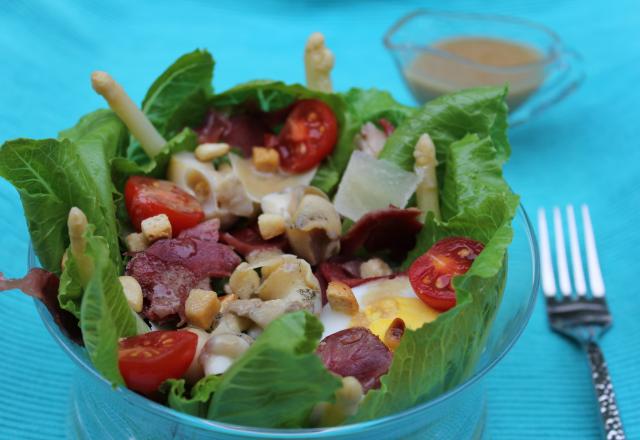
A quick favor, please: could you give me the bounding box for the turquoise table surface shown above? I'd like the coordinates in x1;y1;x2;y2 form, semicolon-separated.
1;0;639;438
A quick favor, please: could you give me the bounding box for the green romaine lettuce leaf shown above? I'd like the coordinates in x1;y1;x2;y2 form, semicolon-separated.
313;88;414;194
58;109;128;265
351;132;518;422
128;49;214;163
58;250;82;317
379;86;510;172
78;224;138;385
208;311;341;428
162;376;222;418
0;137;122;272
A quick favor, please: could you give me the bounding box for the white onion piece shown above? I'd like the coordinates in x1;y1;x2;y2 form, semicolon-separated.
333;151;420;221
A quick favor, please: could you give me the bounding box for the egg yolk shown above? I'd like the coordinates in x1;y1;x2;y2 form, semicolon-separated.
350;297;439;340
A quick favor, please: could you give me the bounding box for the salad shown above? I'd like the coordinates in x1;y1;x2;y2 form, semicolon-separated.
0;33;518;428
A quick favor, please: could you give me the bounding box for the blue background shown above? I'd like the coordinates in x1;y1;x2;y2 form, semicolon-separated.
1;0;639;438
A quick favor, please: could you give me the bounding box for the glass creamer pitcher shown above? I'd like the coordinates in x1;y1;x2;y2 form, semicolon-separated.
385;9;584;125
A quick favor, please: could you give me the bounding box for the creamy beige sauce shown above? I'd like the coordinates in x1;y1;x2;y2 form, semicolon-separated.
404;37;545;109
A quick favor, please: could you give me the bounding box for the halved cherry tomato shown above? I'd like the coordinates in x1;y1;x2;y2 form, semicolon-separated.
408;237;484;312
118;330;197;395
124;176;204;235
276;99;338;173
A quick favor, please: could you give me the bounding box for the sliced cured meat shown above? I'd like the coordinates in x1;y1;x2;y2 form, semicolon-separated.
125;252;198;323
144;237;240;280
341;207;422;261
317;327;392;392
127;236;240;323
0;269;82;344
220;223;288;257
316;259;398;305
177;218;220;242
196;110;269;157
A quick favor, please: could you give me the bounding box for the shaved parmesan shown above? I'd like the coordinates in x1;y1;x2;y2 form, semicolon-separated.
229;153;317;202
333;151;420;221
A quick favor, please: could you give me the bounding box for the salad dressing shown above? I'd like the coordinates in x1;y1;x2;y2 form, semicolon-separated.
404;37;545;109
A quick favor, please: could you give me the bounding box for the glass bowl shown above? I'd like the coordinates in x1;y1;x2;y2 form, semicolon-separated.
385;9;584;126
31;205;539;439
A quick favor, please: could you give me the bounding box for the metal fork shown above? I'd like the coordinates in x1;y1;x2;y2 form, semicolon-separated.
538;204;625;440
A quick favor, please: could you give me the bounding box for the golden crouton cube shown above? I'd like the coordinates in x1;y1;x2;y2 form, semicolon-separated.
185;289;220;330
252;147;280;173
141;214;172;243
327;281;359;315
258;213;286;240
125;232;149;253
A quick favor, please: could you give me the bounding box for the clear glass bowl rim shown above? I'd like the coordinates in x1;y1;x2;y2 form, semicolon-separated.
384;8;564;74
32;204;540;438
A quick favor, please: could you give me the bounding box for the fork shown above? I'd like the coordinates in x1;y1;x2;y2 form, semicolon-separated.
538;204;626;440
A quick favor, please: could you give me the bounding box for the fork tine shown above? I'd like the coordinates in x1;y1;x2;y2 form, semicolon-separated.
566;205;587;296
553;207;573;296
537;208;557;297
582;204;606;297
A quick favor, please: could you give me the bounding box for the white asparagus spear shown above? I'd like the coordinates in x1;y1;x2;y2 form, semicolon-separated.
304;33;334;93
413;133;441;222
67;207;94;286
91;71;166;158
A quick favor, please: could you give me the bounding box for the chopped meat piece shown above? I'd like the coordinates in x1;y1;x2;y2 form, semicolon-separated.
144;237;240;280
341;207;422;261
127;236;240;323
220;223;288;257
178;218;220;242
196;111;269;157
126;252;198;323
317;327;392;392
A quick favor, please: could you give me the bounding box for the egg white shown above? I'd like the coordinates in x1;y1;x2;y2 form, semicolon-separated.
319;276;439;340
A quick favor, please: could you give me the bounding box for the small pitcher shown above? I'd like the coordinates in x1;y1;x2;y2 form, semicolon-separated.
385;9;584;126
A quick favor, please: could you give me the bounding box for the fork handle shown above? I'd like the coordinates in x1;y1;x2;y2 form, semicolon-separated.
586;342;626;439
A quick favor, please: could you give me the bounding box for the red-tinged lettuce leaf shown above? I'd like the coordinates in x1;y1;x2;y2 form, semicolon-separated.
0;269;82;344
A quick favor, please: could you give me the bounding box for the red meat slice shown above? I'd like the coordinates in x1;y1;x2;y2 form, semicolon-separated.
126;253;198;323
220;223;288;257
317;327;392;392
178;218;220;242
341;207;422;262
144;237;240;280
127;237;240;323
196;111;269;157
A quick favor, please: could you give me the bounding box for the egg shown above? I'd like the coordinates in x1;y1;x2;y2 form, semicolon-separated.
320;276;440;341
